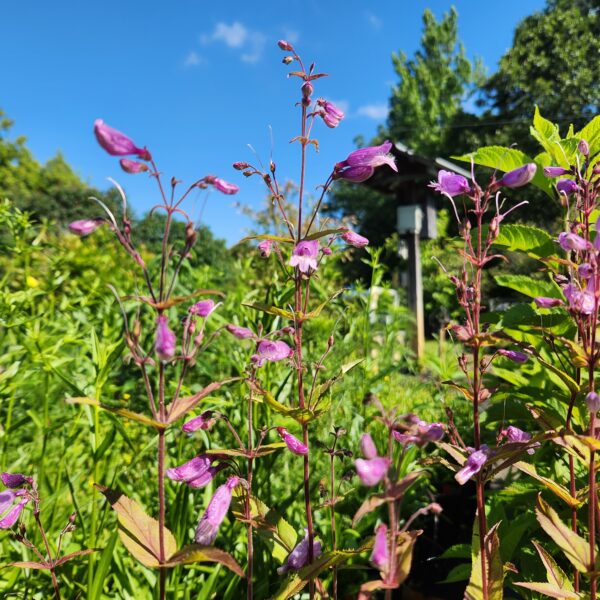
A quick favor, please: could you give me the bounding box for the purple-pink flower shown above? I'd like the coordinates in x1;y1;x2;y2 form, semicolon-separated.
226;324;255;339
120;159;149;174
393;419;445;447
182;411;217;433
0;473;31;489
497;349;528;363
166;455;226;488
496;163;537;188
290;240;319;273
355;457;390;487
318;99;345;128
428;170;470;197
342;230;369;248
370;523;389;573
68;219;103;237
534;296;563;309
455;447;489;485
213;178;239;195
564;283;595;315
559;232;590;252
543;166;570;178
94;119;149;159
360;433;378;460
251;340;293;367
258;239;273;258
277;427;308;456
277;529;322;575
190;299;217;318
503;425;539;455
0;490;28;529
155;315;176;362
335;141;397;183
556;179;579;196
586;391;600;412
194;476;241;545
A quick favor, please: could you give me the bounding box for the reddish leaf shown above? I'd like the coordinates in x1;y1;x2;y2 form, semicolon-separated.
163;544;244;577
53;548;98;567
9;561;50;570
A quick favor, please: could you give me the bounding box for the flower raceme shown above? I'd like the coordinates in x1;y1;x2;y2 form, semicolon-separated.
334;141;397;183
195;476;241;545
94;119;150;160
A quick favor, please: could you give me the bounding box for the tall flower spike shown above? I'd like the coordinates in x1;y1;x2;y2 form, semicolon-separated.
194;476;240;545
155;315;176;361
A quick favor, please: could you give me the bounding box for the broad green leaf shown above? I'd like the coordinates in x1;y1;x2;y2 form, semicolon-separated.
514;462;581;508
492;224;556;258
242;301;294;320
530;106;564;166
464;521;503;600
494;274;562;300
535;494;590;573
452;146;554;196
513;582;580;599
162;544;244;578
536;357;580;394
96;485;177;568
532;540;574;592
66;397;165;430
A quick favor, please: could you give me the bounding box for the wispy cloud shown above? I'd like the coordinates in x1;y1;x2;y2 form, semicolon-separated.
282;28;299;44
183;51;204;68
200;21;266;63
365;11;382;30
357;103;388;120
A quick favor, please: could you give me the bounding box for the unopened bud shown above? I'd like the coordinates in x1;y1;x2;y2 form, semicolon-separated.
185;222;198;247
270;160;276;173
322;246;332;255
278;40;293;51
243;170;253;177
578;139;590;156
282;56;293;65
302;81;313;98
69;512;77;522
233;161;250;170
328;335;334;348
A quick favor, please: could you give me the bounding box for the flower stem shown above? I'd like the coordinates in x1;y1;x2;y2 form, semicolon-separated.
158;362;167;600
246;380;255;600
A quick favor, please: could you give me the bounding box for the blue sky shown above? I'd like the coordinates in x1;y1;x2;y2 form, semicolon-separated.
1;0;546;244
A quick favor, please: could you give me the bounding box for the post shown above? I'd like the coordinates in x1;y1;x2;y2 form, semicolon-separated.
406;231;425;360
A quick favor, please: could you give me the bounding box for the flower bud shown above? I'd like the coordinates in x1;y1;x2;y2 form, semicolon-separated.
370;524;389;573
277;40;293;51
212;178;239;195
497;349;528;363
277;530;322;575
578;139;590;156
190;299;217;318
277;427;308;455
258;239;273;258
322;246;332;255
155;315;176;361
226;324;255;339
543;166;570;178
282;56;294;65
0;473;31;489
556;179;579;196
587;391;600;412
342;230;369;248
534;296;563;309
496;163;537;188
233;161;251;170
120;159;149;174
182;411;217;433
94;119;147;158
359;433;378;459
68;219;103;237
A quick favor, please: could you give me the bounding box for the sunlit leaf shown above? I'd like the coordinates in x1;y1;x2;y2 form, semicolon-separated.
514;461;581;508
162;544;244;578
66;397;165;430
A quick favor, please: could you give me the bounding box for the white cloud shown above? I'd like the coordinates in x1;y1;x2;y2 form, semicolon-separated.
282;28;299;44
366;11;382;30
357;103;388;120
200;21;266;63
183;51;204;67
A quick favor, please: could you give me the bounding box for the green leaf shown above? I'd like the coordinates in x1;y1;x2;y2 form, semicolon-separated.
66;397;165;430
492;224;556;258
304;227;346;241
238;234;295;244
452;145;554;196
494;274;562;300
535;494;590;573
242;301;294;320
464;521;503;600
532;540;574;592
513;582;580;599
204;442;285;459
162;544;244;578
95;485;177;568
90;530;119;600
303;289;344;320
514;462;581;508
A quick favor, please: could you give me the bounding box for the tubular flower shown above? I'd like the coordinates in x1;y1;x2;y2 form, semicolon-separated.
68;219;103;236
559;232;590;252
428;170;470;197
0;473;31;489
496;163;537;188
182;411;217;433
556;179;579;196
190;299;217;318
360;433;378;460
0;490;28;529
277;427;308;455
251;340;293;367
334;141;397;182
225;324;255;339
355;457;390;487
290;240;320;273
543;166;570;178
194;476;241;545
166;455;223;487
564;283;595;315
393;419;445;447
94;119;149;159
455;447;490;485
534;296;563;309
155;315;176;361
258;239;273;257
342;230;369;248
277;530;322;575
120;159;149;174
503;425;539;455
318;99;345;128
212;178;239;195
370;523;389;573
497;349;528;363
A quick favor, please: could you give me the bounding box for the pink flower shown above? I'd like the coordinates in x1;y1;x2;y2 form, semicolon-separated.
120;158;149;174
345;141;397;171
0;473;31;489
355;457;390;486
342;230;369;248
155;315;176;361
0;490;28;529
335;165;375;183
370;524;389;573
190;299;217;317
226;324;255;339
277;40;294;51
428;170;470;197
68;219;103;236
277;427;308;456
496;164;537;188
290;240;319;273
258;239;273;258
497;349;528;363
586;391;600;412
318;99;345;128
543;166;570;178
534;297;563;309
455;447;489;485
251;340;293;367
360;433;378;460
579;263;594;279
194;476;241;545
564;283;595;314
393;419;445;447
556;179;579;196
94;119;149;159
558;232;589;252
277;530;322;574
167;455;227;489
213;178;239;195
503;425;539;455
182;411;217;433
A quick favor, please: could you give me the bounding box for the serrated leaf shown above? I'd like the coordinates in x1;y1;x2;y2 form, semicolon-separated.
535;494;590;573
532;540;574;591
492;223;556;258
162;544;244;578
464;521;503;600
66;397;165;430
514;462;581;508
577;114;600;158
95;485;177;568
495;274;562;300
513;582;580;599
